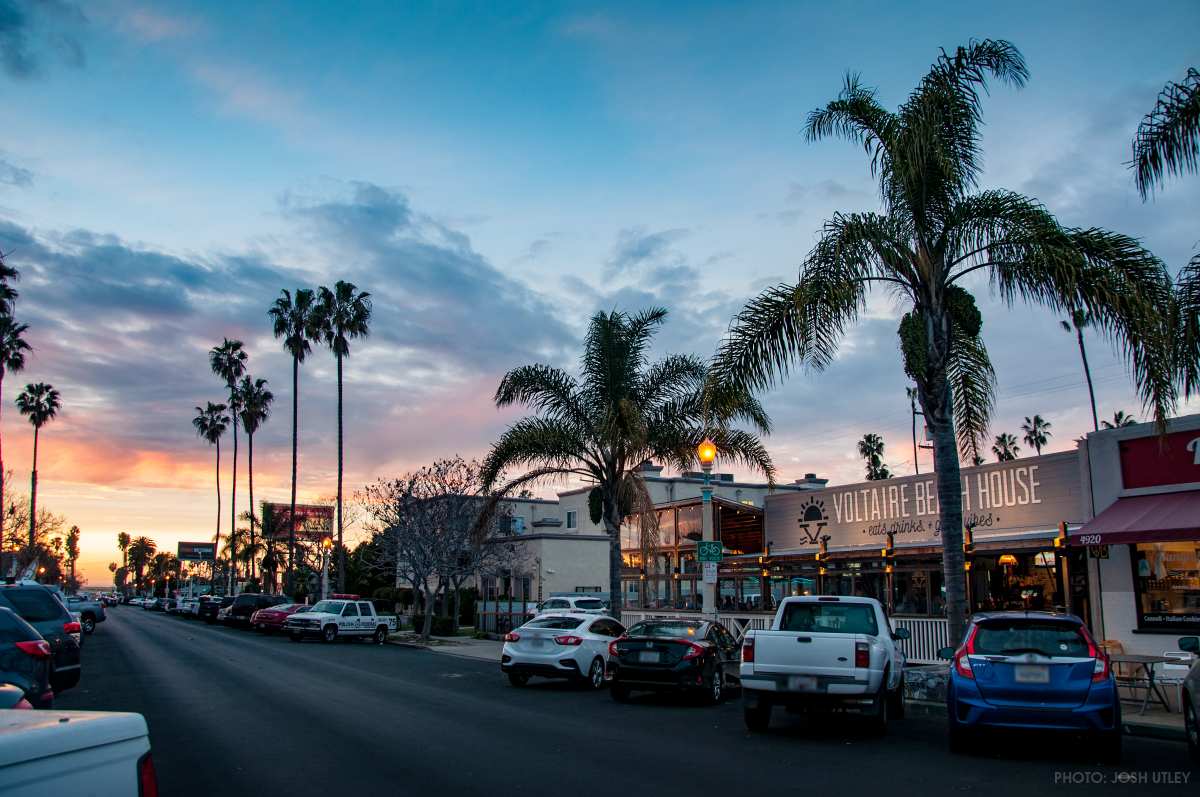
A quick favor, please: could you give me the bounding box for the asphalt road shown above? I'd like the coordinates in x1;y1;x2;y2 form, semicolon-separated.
57;608;1197;797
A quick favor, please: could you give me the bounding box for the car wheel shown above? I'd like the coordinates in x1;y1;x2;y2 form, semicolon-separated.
507;673;530;687
321;625;338;643
373;627;388;645
610;682;630;702
81;615;96;635
585;657;605;690
866;682;889;736
1184;698;1199;759
743;698;771;732
887;673;906;720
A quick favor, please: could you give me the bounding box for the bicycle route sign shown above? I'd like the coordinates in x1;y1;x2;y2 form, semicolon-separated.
697;541;722;562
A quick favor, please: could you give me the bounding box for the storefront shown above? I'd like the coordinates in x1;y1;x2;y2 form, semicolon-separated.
1072;414;1200;653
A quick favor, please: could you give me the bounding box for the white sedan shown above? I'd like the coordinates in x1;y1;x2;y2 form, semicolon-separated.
502;613;625;690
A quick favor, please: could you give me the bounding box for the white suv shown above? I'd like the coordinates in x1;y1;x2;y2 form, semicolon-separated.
533;596;608;616
502;613;625;689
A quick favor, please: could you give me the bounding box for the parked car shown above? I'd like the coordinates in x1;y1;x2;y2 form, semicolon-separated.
532;596;609;617
501;613;624;689
199;596;231;624
0;683;33;709
223;594;291;627
1179;636;1199;760
0;583;82;696
740;596;908;734
941;611;1120;762
63;595;106;635
284;599;397;643
0;607;53;709
0;710;156;796
608;618;740;704
250;603;309;634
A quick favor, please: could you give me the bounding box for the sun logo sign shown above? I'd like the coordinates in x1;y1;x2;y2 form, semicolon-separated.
796;497;828;545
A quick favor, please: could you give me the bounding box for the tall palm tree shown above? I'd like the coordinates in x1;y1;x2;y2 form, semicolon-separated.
16;383;61;548
857;433;891;480
992;433;1020;462
0;258;19;314
1061;311;1099;431
0;316;29;556
1102;411;1138;429
116;531;131;595
127;536;156;594
481;308;773;621
269;288;321;594
315;281;372;592
906;386;921;474
237;376;273;582
192;402;229;570
1021;414;1052;456
210;339;247;591
1133;67;1200;399
709;40;1176;642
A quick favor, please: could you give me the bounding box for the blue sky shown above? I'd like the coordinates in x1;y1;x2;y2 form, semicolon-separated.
0;0;1197;580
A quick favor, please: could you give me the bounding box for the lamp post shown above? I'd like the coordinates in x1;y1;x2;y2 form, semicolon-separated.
697;438;717;617
321;536;333;600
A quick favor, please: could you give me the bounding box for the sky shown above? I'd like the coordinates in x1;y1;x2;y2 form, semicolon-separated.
0;0;1196;586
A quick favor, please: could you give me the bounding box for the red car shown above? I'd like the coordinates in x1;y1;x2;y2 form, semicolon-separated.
249;603;310;634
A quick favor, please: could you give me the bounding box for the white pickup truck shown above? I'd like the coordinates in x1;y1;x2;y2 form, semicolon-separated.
283;599;397;644
739;595;909;734
0;710;156;795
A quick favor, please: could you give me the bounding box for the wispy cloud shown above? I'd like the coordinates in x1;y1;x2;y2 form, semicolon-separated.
0;0;85;79
0;155;32;187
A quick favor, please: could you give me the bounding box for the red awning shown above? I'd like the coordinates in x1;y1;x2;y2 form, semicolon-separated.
1073;491;1200;545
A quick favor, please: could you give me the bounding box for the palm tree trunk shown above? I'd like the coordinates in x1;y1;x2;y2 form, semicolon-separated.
27;426;38;548
248;431;255;582
910;393;919;475
230;400;238;593
288;355;298;596
602;484;623;622
336;352;345;592
1076;327;1099;432
214;439;221;591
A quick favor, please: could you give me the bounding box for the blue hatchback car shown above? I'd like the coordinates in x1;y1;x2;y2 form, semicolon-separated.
942;612;1120;761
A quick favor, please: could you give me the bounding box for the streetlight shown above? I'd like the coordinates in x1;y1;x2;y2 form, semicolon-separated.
321;536;333;600
697;438;717;617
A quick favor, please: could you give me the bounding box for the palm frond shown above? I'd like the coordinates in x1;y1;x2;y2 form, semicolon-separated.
1176;253;1200;397
1133;68;1200;198
480;417;598;491
806;73;898;183
493;363;592;433
946;328;995;462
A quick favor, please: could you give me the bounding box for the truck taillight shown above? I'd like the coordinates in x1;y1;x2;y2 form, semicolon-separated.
741;636;754;663
15;640;51;659
854;642;870;668
503;632;520;642
138;752;158;797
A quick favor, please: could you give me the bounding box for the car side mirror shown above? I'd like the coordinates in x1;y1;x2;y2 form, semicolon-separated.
1179;636;1200;654
893;628;911;640
937;646;955;661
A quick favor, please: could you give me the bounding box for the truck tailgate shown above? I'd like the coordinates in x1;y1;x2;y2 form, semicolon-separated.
749;631;861;679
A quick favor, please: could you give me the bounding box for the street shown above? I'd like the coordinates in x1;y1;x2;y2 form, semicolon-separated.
58;608;1198;797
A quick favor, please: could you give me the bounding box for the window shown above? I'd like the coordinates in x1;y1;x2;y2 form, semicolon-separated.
341;603;359;617
358;602;373;616
590;619;621;637
1132;541;1200;630
526;617;585;630
972;619;1089;657
0;588;65;622
566;510;578;529
780;602;879;636
510;516;526;534
573;599;605;611
628;621;703;638
544;599;568;609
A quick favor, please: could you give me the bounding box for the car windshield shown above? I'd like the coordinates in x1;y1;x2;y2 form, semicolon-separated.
309;601;343;614
973;620;1090;657
1;588;66;622
524;617;585;630
628;621;702;638
780;602;879;635
573;599;604;610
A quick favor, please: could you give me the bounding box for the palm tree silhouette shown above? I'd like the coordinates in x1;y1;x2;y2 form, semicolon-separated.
315;281;372;592
1060;311;1099;432
237;376;273;582
993;433;1020;462
269;288;321;594
127;536;156;594
1021;414;1052;455
857;433;891;480
0;316;29;556
210;339;247;591
16;382;61;547
481;308;773;620
1102;411;1138;429
710;40;1176;641
193;402;229;579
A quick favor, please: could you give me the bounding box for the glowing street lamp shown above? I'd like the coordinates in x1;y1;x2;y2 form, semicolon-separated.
697;438;717;617
321;536;333;600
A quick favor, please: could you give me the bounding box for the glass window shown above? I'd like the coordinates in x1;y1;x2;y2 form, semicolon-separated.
780;601;879;635
525;617;585;630
341;603;359;617
973;619;1089;657
566;511;578;529
0;588;65;622
573;599;605;610
676;505;701;545
628;621;703;638
1132;541;1200;630
358;602;373;616
511;516;526;534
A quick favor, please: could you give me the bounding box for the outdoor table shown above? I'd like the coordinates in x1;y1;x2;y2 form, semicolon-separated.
1109;654;1174;715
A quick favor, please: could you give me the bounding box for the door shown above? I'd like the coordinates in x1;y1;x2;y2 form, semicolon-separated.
708;624;741;681
340;602;360;633
967;618;1096;708
358;602;376;631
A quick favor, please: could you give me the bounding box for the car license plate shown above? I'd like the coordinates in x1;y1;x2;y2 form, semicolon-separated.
1014;664;1050;684
637;651;661;663
529;638;545;648
787;675;816;690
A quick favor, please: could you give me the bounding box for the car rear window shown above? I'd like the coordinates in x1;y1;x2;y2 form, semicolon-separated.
0;608;37;639
0;588;66;622
628;622;702;638
972;620;1090;657
573;599;604;610
525;617;585;630
780;602;879;635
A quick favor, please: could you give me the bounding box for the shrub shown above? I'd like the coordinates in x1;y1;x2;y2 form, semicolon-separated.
411;615;456;636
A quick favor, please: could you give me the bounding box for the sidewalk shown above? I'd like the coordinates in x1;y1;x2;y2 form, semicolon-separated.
907;700;1186;742
390;633;503;663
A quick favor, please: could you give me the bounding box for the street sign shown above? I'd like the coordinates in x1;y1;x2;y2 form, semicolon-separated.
177;542;215;562
702;561;718;584
697;541;722;562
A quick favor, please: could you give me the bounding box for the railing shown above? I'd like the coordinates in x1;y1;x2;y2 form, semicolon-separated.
619;609;950;665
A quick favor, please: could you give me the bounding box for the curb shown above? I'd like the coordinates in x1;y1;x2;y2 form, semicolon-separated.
906;700;1187;742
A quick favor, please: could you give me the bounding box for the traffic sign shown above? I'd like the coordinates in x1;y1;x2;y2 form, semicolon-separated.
697;541;722;562
702;561;718;584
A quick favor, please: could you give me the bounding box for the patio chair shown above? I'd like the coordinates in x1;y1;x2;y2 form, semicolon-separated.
1159;650;1196;712
1099;639;1152;705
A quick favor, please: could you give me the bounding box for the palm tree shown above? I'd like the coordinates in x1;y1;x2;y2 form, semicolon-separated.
116;532;131;595
16;383;61;548
315;281;372;593
1021;414;1052;455
481;308;773;621
237;376;273;582
210;339;247;591
857;433;891;480
269;288;321;594
906;386;922;474
709;40;1177;642
1102;411;1138;429
1133;67;1200;400
1060;311;1099;431
0;316;29;556
127;536;156;594
0;258;19;314
993;433;1020;462
192;402;229;570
